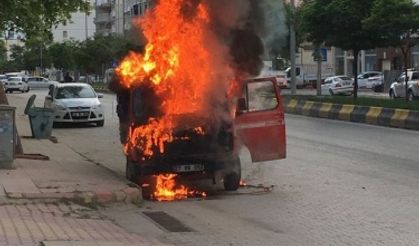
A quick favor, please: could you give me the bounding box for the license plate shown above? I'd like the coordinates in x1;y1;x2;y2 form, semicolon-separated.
71;112;89;117
173;164;205;173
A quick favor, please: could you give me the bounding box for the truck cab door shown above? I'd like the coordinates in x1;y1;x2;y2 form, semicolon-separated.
235;77;286;162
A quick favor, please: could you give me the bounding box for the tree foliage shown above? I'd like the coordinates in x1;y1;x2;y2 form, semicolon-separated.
364;0;419;48
1;35;141;76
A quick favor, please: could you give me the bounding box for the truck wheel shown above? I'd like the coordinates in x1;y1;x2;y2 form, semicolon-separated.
223;158;241;191
126;158;140;183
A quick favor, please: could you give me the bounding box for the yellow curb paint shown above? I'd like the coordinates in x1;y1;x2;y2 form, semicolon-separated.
338;105;355;121
365;107;383;124
287;99;298;113
302;101;314;115
319;103;333;118
390;109;410;128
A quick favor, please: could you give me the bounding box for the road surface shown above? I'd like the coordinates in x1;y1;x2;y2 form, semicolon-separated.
7;89;419;246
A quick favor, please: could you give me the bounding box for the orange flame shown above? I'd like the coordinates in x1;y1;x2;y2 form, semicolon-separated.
116;0;235;158
153;174;207;202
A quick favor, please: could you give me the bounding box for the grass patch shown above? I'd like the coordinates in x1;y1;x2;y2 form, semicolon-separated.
286;95;419;110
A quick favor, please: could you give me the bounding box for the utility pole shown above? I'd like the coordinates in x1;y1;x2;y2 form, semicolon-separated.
122;0;126;36
85;12;88;40
290;0;297;95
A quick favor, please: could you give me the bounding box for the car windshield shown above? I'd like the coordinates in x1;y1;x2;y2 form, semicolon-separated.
55;86;96;99
412;72;419;80
8;77;22;82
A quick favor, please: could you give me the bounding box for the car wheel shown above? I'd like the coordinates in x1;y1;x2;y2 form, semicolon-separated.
329;88;334;96
389;89;396;99
96;120;104;127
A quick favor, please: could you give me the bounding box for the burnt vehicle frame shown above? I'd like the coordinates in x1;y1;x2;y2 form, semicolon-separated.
116;77;286;197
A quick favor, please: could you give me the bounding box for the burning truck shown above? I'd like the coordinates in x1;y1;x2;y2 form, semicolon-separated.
110;0;286;200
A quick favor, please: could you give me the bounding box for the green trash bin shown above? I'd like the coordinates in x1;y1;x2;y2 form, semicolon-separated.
24;95;54;139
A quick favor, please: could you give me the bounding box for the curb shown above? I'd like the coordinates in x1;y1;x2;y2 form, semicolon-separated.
5;186;141;205
284;98;419;131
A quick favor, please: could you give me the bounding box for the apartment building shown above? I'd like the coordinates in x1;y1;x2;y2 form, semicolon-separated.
95;0;153;36
51;0;96;42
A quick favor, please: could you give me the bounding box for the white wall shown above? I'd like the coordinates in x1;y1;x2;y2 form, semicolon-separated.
51;1;96;42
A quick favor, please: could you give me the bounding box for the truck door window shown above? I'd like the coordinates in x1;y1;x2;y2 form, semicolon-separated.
244;80;278;112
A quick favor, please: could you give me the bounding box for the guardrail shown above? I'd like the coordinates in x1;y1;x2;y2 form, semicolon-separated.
284;98;419;131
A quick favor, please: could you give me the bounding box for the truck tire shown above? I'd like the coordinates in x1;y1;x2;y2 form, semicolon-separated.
126;157;140;183
223;158;241;191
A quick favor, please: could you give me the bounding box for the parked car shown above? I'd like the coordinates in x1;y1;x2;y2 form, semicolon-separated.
44;83;105;126
275;74;287;88
357;71;383;88
0;74;7;84
369;75;385;92
27;76;58;89
321;76;353;96
389;70;419;101
4;77;30;93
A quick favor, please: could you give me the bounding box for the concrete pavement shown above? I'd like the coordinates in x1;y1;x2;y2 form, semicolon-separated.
0;97;141;204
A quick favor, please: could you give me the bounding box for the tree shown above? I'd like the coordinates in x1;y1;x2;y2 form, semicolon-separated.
75;35;141;76
0;40;7;70
364;0;419;101
8;44;25;71
48;40;79;70
299;0;383;99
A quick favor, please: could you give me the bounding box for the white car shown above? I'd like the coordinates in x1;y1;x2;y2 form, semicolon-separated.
4;77;30;93
321;76;354;96
368;75;385;92
389;70;419;101
27;76;58;89
0;75;7;84
45;83;105;126
357;71;383;88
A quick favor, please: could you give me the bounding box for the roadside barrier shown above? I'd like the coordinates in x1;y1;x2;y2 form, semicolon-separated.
284;98;419;131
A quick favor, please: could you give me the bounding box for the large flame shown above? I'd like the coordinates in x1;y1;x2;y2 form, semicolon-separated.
152;174;207;202
116;0;235;158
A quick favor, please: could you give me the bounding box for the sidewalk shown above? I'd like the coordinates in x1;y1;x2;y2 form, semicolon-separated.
0;104;141;204
0;137;141;205
0;203;162;246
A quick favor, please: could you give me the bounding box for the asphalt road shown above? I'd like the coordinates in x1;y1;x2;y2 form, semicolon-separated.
7;89;419;245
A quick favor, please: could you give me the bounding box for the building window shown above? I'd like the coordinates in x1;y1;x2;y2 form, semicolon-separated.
63;31;68;39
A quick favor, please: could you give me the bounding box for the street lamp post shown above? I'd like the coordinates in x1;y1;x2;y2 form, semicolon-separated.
289;0;297;95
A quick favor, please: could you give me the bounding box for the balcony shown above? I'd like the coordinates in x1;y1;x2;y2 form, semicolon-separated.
94;14;114;24
95;0;112;10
